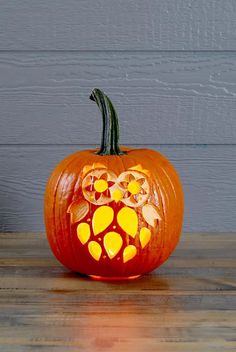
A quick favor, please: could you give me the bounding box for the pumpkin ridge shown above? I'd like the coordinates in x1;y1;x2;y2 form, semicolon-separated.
52;154;81;260
146;152;182;267
64;156;90;266
138;153;166;269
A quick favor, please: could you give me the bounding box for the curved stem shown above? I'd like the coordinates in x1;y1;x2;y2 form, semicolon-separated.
90;88;126;155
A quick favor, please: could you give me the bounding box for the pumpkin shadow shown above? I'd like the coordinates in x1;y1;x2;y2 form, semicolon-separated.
58;269;170;288
73;271;170;290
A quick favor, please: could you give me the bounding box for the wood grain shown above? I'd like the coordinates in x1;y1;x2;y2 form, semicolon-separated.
0;232;235;352
0;1;236;51
0;145;235;232
0;52;236;144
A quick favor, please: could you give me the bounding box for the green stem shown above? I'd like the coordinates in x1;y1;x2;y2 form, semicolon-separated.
90;88;126;155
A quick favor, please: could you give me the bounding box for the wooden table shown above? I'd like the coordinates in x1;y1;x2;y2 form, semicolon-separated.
0;233;235;352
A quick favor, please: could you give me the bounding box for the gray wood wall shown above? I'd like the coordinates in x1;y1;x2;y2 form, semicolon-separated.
0;0;235;232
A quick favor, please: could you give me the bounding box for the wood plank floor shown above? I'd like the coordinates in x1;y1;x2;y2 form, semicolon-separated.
0;233;235;352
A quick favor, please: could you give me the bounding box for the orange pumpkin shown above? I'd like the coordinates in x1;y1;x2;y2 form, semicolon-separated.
44;88;184;280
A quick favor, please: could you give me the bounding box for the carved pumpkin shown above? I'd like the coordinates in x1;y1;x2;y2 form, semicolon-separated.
44;88;184;280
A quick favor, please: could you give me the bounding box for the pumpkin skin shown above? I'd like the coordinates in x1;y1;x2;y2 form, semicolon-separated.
44;89;184;279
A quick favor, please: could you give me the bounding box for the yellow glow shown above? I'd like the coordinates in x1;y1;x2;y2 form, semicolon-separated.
111;189;123;202
88;241;102;261
140;227;151;248
123;245;137;263
92;162;107;169
82;163;107;177
129;164;150;177
77;222;90;244
127;180;141;195
92;206;114;235
104;232;123;259
117;207;138;238
82;164;93;176
94;179;108;193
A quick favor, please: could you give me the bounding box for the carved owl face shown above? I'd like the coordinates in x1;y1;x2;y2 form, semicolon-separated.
67;163;161;265
81;166;150;207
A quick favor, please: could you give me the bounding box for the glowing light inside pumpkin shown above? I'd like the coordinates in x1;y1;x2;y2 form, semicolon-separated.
123;245;137;263
117;207;138;238
104;232;123;259
92;206;114;235
77;222;90;244
69;164;160;265
88;241;102;261
111;189;123;202
127;180;141;195
116;170;150;207
140;227;151;248
94;179;108;193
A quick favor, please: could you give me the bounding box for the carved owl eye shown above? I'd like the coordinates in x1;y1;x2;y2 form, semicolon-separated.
117;170;150;207
82;169;117;205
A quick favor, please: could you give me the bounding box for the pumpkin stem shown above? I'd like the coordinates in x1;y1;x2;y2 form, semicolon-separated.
90;88;126;156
